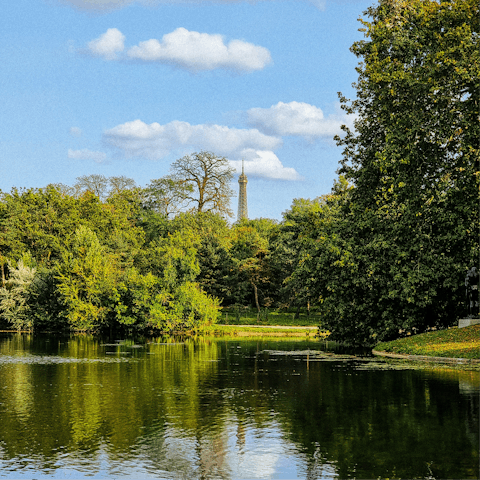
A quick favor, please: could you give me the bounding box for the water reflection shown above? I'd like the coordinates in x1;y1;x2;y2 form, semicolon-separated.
0;334;478;479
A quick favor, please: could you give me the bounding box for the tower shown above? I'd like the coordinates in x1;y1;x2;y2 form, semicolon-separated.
237;160;248;221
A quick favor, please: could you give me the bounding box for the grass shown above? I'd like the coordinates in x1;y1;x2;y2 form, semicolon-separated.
375;324;480;359
218;307;321;327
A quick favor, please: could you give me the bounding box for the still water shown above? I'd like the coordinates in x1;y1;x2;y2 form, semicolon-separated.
0;334;478;479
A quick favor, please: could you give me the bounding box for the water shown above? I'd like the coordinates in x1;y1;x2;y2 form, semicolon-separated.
0;334;478;479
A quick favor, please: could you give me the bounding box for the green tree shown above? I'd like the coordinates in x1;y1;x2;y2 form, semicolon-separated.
56;226;119;331
0;255;36;330
230;224;270;312
144;176;193;217
328;0;480;344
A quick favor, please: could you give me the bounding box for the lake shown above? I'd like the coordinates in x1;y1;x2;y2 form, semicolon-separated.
0;333;478;479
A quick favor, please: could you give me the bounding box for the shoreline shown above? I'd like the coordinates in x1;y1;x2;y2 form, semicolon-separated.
372;349;480;365
203;324;324;337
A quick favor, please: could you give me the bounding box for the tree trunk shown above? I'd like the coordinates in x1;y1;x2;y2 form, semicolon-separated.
252;283;261;313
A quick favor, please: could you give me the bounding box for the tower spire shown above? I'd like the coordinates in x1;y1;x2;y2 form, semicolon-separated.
237;160;248;221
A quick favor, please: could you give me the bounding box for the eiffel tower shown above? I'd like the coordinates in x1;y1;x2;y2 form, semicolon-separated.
237;160;248;221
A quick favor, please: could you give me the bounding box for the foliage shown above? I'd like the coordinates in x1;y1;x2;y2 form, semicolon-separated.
144;176;193;217
112;270;219;331
56;226;120;330
230;223;271;312
28;266;67;330
0;151;234;333
0;255;36;330
0;186;145;270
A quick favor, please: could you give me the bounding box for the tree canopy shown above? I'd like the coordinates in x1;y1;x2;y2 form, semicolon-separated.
327;0;479;344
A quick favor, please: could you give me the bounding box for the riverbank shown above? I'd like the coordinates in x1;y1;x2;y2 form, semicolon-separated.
374;324;480;361
200;324;326;337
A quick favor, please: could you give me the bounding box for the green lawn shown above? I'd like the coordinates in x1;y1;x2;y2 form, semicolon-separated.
375;324;480;359
218;307;321;327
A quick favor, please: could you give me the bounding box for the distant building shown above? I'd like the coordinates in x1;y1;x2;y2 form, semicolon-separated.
237;160;248;221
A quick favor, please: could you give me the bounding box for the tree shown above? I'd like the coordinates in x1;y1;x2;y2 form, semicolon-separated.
230;224;270;312
0;255;36;330
74;174;109;200
108;176;136;196
144;176;193;217
170;151;235;218
327;0;479;344
275;197;330;313
56;226;119;331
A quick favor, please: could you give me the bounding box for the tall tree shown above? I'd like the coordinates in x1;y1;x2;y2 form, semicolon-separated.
230;224;271;312
328;0;480;344
170;151;235;218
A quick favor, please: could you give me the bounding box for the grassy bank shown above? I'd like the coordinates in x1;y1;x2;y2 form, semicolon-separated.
375;325;480;359
199;324;326;337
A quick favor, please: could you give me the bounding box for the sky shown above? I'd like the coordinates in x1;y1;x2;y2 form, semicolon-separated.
1;0;373;221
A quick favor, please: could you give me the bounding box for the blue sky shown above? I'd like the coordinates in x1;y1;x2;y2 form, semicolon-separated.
1;0;373;220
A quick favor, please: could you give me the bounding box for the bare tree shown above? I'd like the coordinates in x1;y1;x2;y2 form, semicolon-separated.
170;151;235;217
74;174;109;200
108;176;136;196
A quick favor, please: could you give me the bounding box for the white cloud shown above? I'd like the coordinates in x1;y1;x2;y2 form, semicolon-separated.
70;127;82;137
68;148;107;163
247;101;354;140
87;28;125;60
127;28;271;72
231;150;303;181
103;119;301;180
85;28;271;72
103;119;281;160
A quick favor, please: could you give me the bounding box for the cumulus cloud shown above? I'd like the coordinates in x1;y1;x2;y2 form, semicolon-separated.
127;28;271;72
85;28;271;72
247;101;354;140
230;150;303;181
87;28;125;60
102;119;301;180
103;119;281;160
68;148;107;163
70;127;82;137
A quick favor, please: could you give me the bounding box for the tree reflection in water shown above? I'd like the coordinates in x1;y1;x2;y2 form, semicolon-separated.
0;334;478;479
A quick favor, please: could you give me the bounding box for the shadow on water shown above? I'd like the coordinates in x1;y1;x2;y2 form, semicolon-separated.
0;333;478;479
